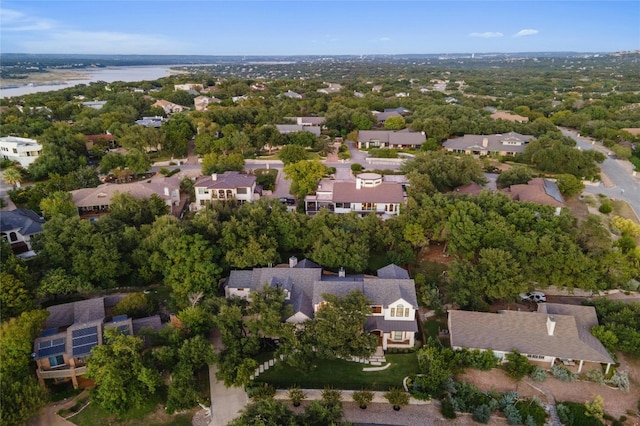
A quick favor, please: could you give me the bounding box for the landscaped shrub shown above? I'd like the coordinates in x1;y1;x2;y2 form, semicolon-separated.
503;404;523;425
384;387;410;410
598;201;613;214
529;366;547;382
440;396;457;419
351;163;364;173
516;398;548;426
606;370;630;393
499;391;520;409
368;148;398;158
249;383;276;400
557;402;605;426
352;389;374;409
584;368;605;384
472;404;492;423
288;386;306;407
456;348;499;370
321;387;341;405
551;365;576;382
504;350;532;380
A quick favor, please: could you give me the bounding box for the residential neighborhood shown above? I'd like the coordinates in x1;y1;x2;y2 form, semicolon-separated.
1;50;639;426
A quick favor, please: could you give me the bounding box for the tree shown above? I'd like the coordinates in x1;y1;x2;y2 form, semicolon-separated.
39;190;78;219
496;166;533;189
309;290;377;360
201;152;245;175
384;116;406;130
402;151;486;193
86;328;162;415
556;174;585;197
504;350;532;380
228;399;297;426
584;395;605;421
112;293;157;319
38;268;86;300
109;192;169;227
0;310;49;426
278;145;308;165
0;272;34;319
125;149;152;175
384;387;410;410
283;160;327;199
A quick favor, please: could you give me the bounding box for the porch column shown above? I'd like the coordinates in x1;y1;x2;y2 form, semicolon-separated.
71;369;79;389
578;360;584;373
549;357;556;369
605;363;611;375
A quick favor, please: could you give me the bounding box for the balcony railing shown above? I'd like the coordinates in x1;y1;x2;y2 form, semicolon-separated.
38;365;87;379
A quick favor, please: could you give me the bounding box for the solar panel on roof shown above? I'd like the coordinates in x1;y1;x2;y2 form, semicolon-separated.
73;343;97;356
38;343;66;358
112;314;128;322
72;326;97;338
117;325;130;334
73;335;98;346
40;328;59;337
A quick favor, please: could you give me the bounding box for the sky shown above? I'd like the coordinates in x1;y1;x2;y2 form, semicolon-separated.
1;1;639;56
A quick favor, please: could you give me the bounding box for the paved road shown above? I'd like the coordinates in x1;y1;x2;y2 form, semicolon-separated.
560;128;640;218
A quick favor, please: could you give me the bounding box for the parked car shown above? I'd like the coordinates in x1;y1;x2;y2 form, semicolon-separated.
279;197;296;206
519;292;546;302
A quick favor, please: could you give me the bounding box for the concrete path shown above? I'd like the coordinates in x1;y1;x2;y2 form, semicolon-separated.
28;390;89;426
207;329;248;426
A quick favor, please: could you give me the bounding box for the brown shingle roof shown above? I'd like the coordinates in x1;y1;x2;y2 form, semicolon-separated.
195;171;256;190
332;182;404;203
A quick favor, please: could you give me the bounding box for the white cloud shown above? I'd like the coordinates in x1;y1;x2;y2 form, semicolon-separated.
0;8;54;31
379;37;391;42
469;32;503;38
513;29;539;37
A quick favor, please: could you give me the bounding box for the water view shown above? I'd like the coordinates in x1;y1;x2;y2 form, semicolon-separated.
0;66;175;98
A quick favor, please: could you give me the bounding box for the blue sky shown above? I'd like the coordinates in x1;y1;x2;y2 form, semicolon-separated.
1;1;638;55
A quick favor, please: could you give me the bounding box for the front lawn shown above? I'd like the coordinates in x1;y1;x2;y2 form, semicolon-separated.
254;353;419;391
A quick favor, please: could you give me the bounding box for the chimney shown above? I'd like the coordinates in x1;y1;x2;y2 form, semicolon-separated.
164;187;169;196
339;267;345;277
546;316;556;336
289;256;298;268
482;138;489;148
211;173;217;181
355;177;362;190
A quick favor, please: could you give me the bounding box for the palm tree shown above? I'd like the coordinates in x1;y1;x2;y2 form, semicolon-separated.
2;167;23;189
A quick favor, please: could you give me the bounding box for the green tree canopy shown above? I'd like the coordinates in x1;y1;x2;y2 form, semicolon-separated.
283;160;327;198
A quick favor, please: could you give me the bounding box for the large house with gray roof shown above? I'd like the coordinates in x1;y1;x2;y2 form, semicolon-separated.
443;132;533;157
1;208;44;256
225;259;419;351
357;130;426;149
448;303;614;374
305;173;407;219
33;296;163;388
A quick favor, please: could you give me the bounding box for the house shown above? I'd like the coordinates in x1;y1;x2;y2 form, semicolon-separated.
276;124;321;137
225;260;418;351
0;136;42;167
304;173;406;219
194;96;221;111
193;171;261;209
70;175;182;217
289;117;326;127
442;132;533;157
82;101;107;110
373;111;402;125
448;303;614;374
135;116;165;128
384;107;412;116
317;83;342;94
356;130;426;149
33;296;164;388
506;178;564;208
1;208;44;256
85;134;117;152
153;100;187;114
174;83;203;92
280;90;303;99
490;111;529;123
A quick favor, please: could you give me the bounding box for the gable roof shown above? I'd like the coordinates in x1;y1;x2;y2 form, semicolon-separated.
358;130;426;146
332;181;405;203
276;124;321;136
508;178;564;207
443;132;533;153
377;264;410;279
448;308;614;364
71;179;179;208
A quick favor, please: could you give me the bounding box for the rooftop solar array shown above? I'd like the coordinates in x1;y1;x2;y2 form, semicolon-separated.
72;326;98;356
37;338;65;358
40;328;59;337
112;314;128;322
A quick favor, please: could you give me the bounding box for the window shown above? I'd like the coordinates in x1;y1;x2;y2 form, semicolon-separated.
371;306;382;314
197;188;206;195
49;355;65;367
396;304;404;317
390;308;395;317
405;308;410;317
237;288;245;291
237;187;248;194
393;331;403;341
218;190;226;199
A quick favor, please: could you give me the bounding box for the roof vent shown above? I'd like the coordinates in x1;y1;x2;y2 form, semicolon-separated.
289;256;298;268
338;267;345;278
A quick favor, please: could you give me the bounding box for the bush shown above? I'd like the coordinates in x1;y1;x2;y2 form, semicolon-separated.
351;163;364;173
249;383;276;400
368;148;398;158
529;366;547;382
584;368;605;384
504;404;523;424
606;370;630;393
504;350;532;380
599;201;613;214
321;387;341;405
384;387;410;409
557;401;605;426
516;398;548;426
473;404;492;423
288;386;306;406
440;396;457;419
352;389;374;408
551;365;576;382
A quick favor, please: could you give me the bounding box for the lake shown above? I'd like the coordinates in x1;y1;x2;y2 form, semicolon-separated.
0;66;177;98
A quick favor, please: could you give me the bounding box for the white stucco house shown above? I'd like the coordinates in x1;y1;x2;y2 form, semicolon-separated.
193;171;261;209
0;136;42;168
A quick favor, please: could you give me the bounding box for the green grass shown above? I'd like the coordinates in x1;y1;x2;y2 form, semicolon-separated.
254;353;419;391
70;389;169;426
423;320;446;340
